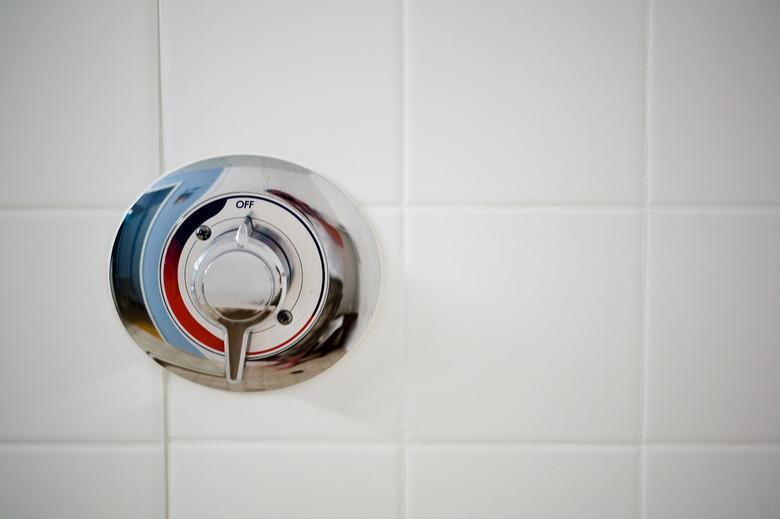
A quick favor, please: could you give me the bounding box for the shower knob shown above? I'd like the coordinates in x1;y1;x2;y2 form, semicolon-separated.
190;216;289;384
109;155;381;391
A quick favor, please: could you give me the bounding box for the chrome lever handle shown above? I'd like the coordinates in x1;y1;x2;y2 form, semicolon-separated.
222;321;252;384
190;216;289;384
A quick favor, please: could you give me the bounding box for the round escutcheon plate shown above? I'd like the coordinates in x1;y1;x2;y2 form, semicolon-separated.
109;155;381;391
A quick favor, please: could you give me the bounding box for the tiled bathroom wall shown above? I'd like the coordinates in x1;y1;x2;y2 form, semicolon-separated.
1;0;778;517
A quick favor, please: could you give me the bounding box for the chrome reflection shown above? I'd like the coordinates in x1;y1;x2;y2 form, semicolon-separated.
109;156;380;391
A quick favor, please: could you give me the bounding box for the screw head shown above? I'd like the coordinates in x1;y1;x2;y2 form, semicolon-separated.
195;225;212;240
277;310;293;325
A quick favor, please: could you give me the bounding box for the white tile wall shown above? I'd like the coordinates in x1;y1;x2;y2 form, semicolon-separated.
646;211;780;441
0;211;163;441
169;443;400;519
408;209;641;441
408;446;638;519
649;0;780;203
0;0;160;207
645;447;780;519
0;445;165;519
2;0;779;517
406;0;646;203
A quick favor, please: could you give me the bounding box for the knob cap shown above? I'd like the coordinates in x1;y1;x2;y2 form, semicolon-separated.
202;250;275;320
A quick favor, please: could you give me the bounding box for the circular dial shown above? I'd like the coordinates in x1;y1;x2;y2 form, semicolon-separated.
161;194;327;362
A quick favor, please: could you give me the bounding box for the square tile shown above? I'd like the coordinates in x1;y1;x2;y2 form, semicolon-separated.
408;210;641;440
170;442;400;519
408;446;637;519
407;0;645;203
645;447;780;519
0;0;159;206
160;0;401;203
647;212;780;441
0;211;163;441
168;208;402;439
650;0;780;203
0;445;165;519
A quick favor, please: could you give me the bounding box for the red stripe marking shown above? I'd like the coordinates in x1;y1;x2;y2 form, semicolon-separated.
162;239;223;350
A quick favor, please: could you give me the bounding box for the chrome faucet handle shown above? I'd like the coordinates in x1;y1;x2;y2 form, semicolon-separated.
190;216;289;383
111;155;382;391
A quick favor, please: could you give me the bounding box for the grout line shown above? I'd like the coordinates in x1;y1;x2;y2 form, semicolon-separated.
404;440;777;448
167;439;404;447
400;0;409;208
0;440;164;447
1;438;777;448
410;442;780;450
155;1;169;518
399;0;410;517
168;439;621;448
405;201;645;208
3;202;780;213
162;370;171;519
379;203;780;212
156;0;166;175
0;206;126;212
644;204;780;213
408;440;639;448
638;0;653;517
401;207;411;519
643;442;780;449
404;203;780;211
405;203;644;211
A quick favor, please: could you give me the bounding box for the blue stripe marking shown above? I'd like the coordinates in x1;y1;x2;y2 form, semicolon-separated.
141;167;223;356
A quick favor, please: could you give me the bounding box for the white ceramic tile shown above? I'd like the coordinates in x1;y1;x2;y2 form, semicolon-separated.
0;445;164;519
408;446;637;519
408;210;641;440
406;0;645;203
645;448;780;519
0;0;159;206
0;211;163;440
650;0;780;203
170;443;400;519
160;0;400;204
647;212;780;441
168;208;401;439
